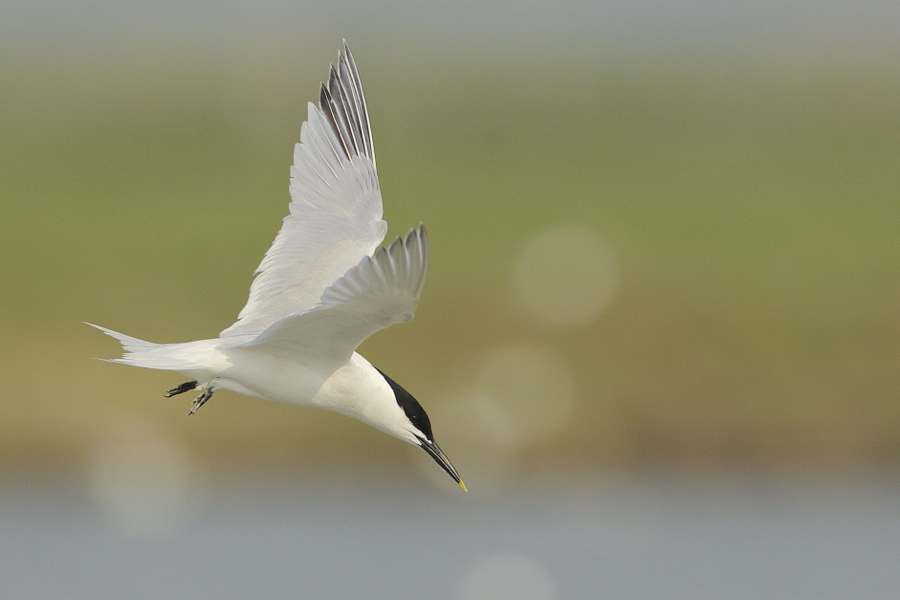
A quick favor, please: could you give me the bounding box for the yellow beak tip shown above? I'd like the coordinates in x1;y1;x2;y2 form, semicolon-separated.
458;480;468;493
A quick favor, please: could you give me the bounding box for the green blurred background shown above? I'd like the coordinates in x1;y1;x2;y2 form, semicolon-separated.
1;0;899;489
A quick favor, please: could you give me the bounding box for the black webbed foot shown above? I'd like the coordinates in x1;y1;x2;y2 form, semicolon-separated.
164;380;198;398
188;388;215;415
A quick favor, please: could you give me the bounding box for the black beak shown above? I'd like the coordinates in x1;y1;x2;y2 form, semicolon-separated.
419;437;467;492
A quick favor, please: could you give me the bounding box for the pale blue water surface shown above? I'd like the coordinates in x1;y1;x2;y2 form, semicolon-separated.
2;470;898;599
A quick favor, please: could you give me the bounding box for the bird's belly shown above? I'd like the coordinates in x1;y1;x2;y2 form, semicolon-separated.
218;348;338;407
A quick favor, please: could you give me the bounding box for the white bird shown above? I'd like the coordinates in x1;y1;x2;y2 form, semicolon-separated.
89;42;465;491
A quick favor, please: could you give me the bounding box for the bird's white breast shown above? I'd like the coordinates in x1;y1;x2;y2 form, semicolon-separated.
215;349;414;444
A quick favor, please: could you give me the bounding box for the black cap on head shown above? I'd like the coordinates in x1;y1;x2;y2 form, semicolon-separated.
375;368;466;490
375;368;434;441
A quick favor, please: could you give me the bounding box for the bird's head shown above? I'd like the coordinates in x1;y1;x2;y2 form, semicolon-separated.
376;368;467;492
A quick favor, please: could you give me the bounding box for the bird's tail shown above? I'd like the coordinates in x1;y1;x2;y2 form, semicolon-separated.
85;323;206;371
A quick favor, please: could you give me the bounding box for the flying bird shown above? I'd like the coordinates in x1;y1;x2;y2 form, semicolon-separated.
89;42;465;491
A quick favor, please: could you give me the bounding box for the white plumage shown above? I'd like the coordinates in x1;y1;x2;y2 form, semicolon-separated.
88;42;465;490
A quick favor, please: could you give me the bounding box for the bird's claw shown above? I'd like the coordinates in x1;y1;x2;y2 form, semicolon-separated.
164;380;198;398
188;388;214;415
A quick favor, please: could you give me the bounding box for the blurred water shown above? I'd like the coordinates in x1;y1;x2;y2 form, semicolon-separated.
2;470;898;599
4;0;900;69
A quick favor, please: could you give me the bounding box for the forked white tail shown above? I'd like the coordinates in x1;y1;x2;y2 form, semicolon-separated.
85;323;207;372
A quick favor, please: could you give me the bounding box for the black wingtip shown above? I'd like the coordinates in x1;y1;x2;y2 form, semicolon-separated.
312;40;374;168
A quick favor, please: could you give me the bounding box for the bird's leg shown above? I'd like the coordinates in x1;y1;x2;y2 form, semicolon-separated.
188;388;215;415
164;380;198;398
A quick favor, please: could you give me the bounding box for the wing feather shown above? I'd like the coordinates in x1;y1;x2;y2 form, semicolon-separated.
238;226;428;364
221;42;387;343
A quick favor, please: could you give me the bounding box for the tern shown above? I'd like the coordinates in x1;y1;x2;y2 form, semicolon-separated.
89;42;466;491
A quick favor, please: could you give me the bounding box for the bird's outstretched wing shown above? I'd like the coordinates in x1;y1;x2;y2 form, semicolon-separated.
235;226;428;365
221;42;387;343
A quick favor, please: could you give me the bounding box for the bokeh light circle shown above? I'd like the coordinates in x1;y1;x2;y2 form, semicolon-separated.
515;225;619;330
418;344;577;494
475;344;576;447
87;413;207;537
458;552;559;600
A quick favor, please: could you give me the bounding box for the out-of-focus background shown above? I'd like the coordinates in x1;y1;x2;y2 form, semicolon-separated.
2;1;899;598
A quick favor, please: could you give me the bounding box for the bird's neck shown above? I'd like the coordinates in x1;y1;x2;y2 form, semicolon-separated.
311;353;418;445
